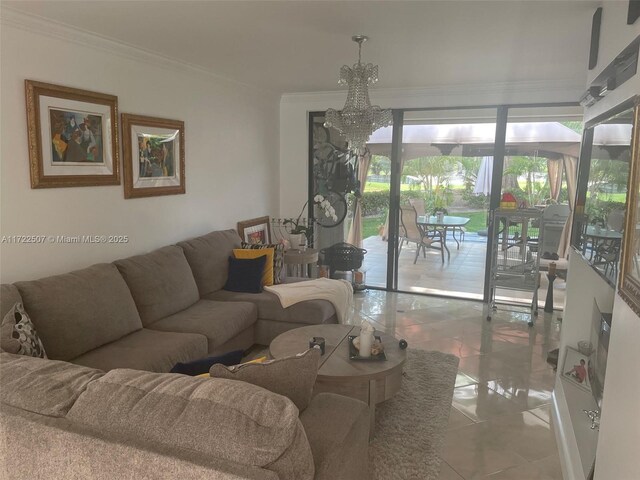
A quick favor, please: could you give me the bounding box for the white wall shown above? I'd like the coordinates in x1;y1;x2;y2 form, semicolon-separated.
595;296;640;479
579;2;640;478
0;11;280;283
584;1;640;124
280;80;584;218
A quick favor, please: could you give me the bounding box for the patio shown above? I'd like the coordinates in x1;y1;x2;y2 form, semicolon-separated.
361;232;567;310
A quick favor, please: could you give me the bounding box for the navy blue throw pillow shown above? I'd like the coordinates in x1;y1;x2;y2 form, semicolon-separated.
224;255;267;293
170;349;245;376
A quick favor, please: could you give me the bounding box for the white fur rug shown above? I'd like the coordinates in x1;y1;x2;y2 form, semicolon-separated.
371;349;459;480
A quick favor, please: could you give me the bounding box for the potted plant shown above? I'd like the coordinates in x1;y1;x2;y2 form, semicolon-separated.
283;195;339;249
283;217;312;249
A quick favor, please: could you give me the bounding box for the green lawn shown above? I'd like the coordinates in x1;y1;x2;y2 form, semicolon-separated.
361;210;488;239
454;211;488;233
365;182;466;193
363;215;386;238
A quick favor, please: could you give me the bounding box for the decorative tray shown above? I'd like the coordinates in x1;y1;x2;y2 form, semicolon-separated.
348;335;387;361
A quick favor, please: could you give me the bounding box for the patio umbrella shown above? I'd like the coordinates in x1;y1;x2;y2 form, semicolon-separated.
473;156;493;196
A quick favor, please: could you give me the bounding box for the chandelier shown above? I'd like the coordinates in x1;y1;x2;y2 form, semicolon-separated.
324;35;392;154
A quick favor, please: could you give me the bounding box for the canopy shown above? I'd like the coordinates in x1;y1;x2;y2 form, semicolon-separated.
367;122;582;160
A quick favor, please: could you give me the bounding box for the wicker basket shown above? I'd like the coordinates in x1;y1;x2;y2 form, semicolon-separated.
320;242;367;272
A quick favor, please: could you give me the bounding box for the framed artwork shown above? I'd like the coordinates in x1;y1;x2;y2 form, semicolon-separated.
237;216;271;245
619;103;640;314
121;114;185;199
25;80;119;188
562;346;592;393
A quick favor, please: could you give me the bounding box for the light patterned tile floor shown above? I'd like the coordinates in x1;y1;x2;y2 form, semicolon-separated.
353;290;562;480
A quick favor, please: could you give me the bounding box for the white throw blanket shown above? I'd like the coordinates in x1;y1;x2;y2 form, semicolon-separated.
264;278;353;324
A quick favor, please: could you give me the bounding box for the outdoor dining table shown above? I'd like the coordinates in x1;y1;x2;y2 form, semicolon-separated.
582;226;622;260
417;215;471;260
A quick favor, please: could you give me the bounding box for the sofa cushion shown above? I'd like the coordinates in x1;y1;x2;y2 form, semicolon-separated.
0;352;103;417
15;263;143;361
177;229;242;295
225;255;267;293
204;289;336;324
1;303;47;358
71;328;207;373
210;348;320;411
147;299;257;352
0;284;22;320
66;368;314;476
114;246;200;326
242;242;285;284
233;248;275;286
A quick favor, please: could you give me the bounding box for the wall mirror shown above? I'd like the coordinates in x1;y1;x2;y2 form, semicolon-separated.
619;102;640;314
572;101;636;285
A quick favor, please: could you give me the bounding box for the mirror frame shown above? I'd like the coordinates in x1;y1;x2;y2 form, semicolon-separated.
619;101;640;315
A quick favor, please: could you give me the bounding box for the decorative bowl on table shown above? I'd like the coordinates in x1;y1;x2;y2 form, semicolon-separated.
348;335;387;361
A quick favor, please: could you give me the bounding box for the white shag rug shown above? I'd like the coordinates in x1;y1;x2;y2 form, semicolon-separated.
370;349;459;480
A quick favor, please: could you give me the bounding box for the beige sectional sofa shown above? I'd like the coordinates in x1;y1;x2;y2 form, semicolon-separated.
0;229;370;479
2;229;338;372
1;353;370;480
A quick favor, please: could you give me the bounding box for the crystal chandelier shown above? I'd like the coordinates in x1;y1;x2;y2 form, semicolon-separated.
324;35;392;154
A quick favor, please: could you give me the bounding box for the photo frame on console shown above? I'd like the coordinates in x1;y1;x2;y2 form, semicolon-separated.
237;216;271;245
122;114;185;199
562;346;592;393
25;80;120;188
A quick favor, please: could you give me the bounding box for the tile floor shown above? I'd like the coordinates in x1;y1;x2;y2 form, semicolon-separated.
361;234;567;310
352;290;563;480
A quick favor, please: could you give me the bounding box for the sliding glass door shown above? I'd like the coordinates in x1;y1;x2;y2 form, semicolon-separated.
494;106;583;307
390;108;497;298
308;103;581;305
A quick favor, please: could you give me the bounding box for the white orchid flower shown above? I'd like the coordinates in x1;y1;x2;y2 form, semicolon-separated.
332;214;338;221
314;195;323;202
325;211;330;217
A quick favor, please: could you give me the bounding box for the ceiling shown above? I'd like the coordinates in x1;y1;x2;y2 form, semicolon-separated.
4;0;598;95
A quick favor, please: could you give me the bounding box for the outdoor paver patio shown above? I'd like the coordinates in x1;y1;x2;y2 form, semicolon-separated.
361;233;566;310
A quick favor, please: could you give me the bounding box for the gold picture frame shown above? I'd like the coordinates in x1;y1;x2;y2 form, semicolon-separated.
237;216;271;245
122;114;185;199
619;102;640;314
25;80;120;188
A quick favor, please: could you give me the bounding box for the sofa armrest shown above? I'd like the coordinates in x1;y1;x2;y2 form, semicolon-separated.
299;393;370;480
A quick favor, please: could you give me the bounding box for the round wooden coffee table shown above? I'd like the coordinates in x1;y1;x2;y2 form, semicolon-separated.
270;324;406;438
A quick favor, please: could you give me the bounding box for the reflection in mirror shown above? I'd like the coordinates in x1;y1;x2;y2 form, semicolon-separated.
573;105;634;285
619;103;640;314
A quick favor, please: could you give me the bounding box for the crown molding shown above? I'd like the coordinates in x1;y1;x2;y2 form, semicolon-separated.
281;79;585;106
0;6;276;95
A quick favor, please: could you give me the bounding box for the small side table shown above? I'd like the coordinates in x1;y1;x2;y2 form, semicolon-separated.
284;248;318;278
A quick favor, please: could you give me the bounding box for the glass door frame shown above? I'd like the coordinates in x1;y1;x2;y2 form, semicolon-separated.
308;101;580;303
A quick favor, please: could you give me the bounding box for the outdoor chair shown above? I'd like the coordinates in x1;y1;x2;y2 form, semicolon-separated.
606;209;625;232
399;205;445;264
593;239;621;277
408;198;426;217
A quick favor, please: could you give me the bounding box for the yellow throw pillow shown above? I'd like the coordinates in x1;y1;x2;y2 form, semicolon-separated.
241;356;268;365
233;248;274;286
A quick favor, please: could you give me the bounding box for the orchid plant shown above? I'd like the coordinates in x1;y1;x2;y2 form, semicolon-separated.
283;194;338;243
